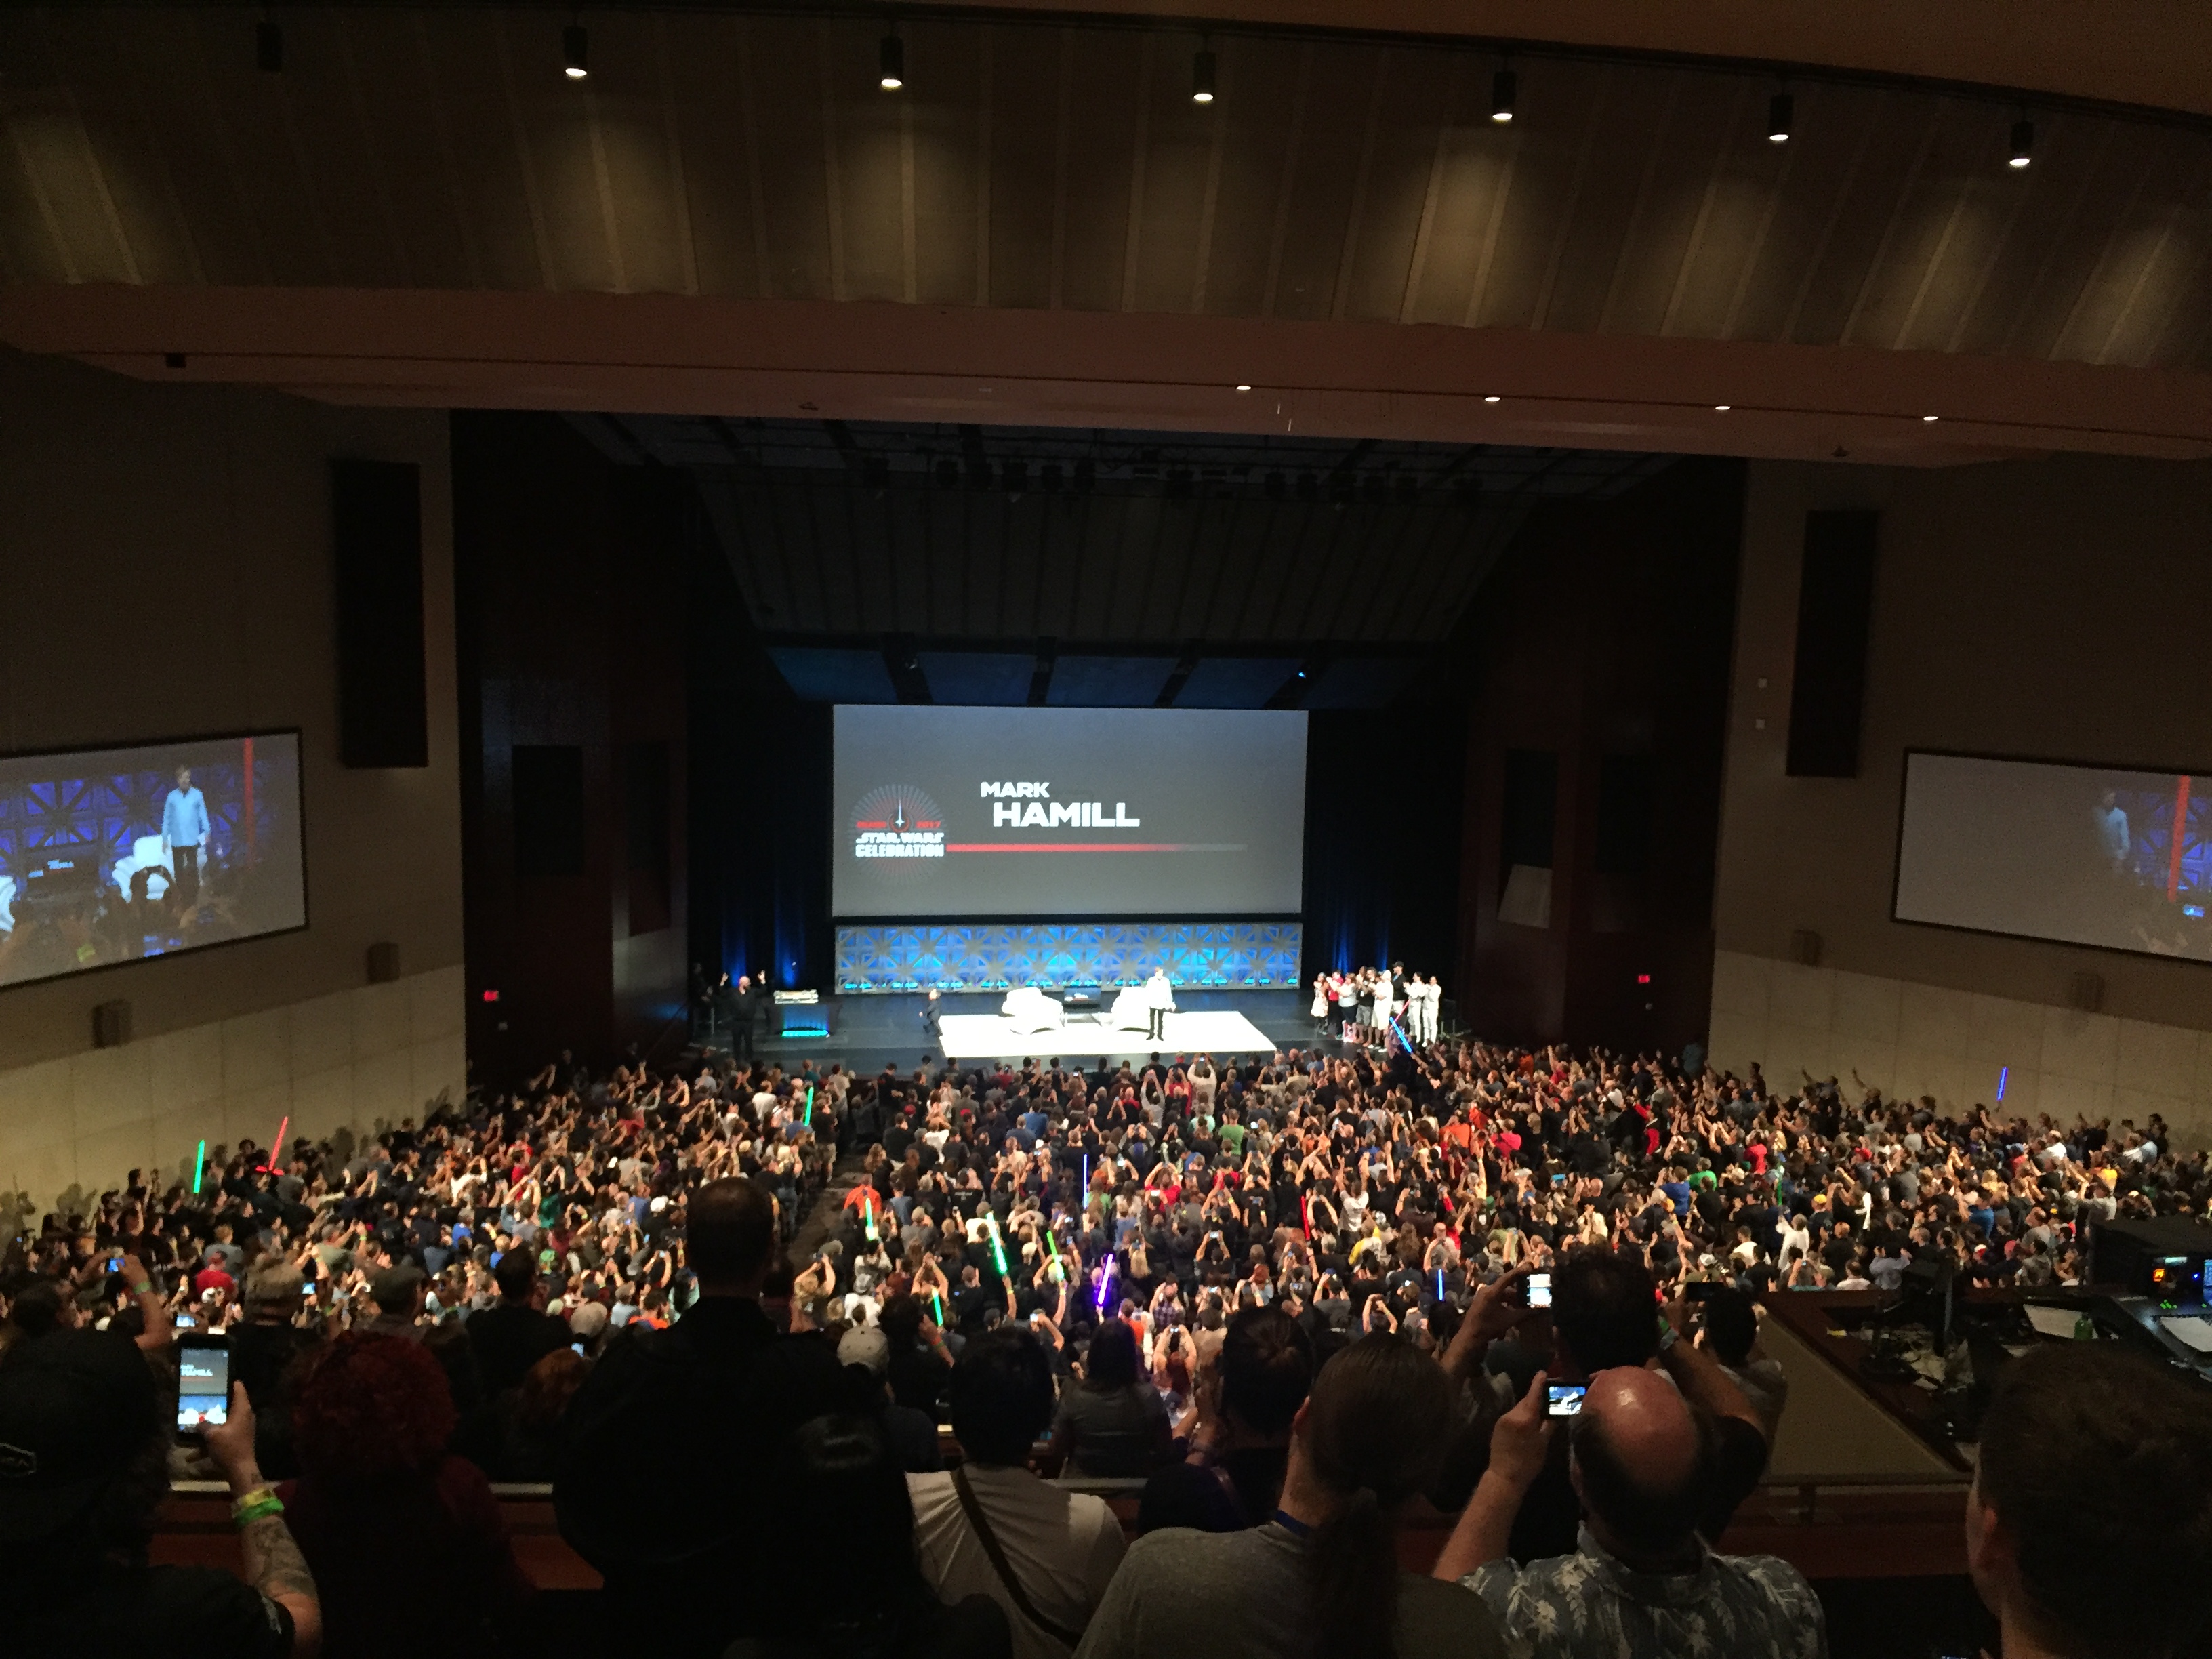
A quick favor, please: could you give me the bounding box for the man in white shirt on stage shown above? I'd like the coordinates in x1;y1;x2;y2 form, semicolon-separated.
1143;967;1174;1044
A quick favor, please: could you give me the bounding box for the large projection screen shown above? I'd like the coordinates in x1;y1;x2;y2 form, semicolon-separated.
0;731;308;989
1893;750;2211;962
833;706;1307;918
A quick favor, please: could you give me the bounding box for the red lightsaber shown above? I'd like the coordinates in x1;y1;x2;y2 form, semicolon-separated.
266;1115;289;1172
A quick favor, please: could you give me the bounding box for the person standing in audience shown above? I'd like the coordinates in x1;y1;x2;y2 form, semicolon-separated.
1139;1305;1314;1532
910;1328;1125;1659
0;1328;323;1656
555;1176;844;1659
465;1250;566;1399
1075;1332;1503;1659
277;1332;530;1658
1433;1366;1823;1658
732;1415;1012;1659
1967;1343;2212;1659
1048;1319;1174;1478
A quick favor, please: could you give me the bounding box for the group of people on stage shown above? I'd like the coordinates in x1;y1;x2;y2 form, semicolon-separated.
1311;961;1444;1047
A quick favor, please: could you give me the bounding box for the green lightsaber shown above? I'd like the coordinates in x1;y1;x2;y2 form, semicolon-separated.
192;1139;205;1195
986;1213;1008;1276
804;1084;814;1126
933;1292;945;1326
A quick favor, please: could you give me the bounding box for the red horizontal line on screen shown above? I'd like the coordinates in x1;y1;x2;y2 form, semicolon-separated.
943;842;1248;853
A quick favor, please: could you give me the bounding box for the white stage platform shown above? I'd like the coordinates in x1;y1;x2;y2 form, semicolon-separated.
935;1008;1277;1061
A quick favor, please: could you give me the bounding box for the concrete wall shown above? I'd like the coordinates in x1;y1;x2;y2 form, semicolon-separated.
1708;455;2212;1141
0;350;464;1212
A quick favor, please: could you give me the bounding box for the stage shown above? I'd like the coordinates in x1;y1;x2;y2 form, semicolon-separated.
719;987;1326;1071
935;1006;1274;1061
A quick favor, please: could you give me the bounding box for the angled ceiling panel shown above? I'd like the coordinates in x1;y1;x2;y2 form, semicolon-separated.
1045;656;1179;708
766;647;899;704
918;651;1037;705
1175;657;1301;708
1300;656;1423;708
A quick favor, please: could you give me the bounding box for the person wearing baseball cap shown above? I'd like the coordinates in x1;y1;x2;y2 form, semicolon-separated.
0;1328;323;1656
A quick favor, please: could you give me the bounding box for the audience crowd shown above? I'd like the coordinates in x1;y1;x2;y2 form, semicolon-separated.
4;1011;2211;1659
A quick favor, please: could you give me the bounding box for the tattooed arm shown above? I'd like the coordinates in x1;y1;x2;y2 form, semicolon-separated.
204;1382;324;1658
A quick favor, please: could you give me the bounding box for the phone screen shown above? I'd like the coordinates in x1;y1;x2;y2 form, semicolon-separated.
1527;1271;1553;1309
1546;1382;1587;1418
571;1341;587;1357
176;1342;231;1432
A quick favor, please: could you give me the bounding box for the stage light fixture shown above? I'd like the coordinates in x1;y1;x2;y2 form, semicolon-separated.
880;35;903;91
2009;119;2033;168
563;23;588;79
1192;47;1216;103
258;18;283;73
1491;68;1515;123
1767;92;1793;142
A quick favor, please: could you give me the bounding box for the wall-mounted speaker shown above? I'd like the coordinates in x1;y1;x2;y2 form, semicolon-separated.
331;457;428;768
1789;928;1823;966
91;1000;132;1048
1786;510;1878;777
366;941;401;984
2068;971;2105;1013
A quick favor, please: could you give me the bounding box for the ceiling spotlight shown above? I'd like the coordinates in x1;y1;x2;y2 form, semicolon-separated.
879;35;903;91
2009;118;2034;168
1491;68;1516;123
257;18;282;73
1715;405;1732;412
563;23;588;79
1192;47;1216;104
1923;413;1940;422
1767;91;1793;143
1235;384;1252;393
1483;394;1501;404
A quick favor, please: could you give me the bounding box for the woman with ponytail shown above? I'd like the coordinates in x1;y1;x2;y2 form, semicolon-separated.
1073;1333;1502;1659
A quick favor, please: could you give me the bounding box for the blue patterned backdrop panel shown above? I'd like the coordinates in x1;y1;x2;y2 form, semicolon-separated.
835;921;1303;993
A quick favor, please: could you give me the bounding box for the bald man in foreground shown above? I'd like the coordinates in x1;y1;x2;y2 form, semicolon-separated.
1433;1366;1825;1659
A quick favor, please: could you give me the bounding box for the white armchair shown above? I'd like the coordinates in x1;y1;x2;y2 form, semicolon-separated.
1108;987;1153;1031
1000;986;1065;1033
110;834;173;901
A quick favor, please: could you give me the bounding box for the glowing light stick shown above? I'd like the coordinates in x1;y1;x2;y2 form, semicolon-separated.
862;1190;879;1241
986;1213;1008;1277
933;1292;945;1326
266;1116;289;1174
192;1139;206;1195
1436;1267;1447;1301
804;1084;815;1125
1097;1254;1116;1315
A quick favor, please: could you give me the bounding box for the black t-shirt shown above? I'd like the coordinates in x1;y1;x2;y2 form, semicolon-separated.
9;1561;292;1658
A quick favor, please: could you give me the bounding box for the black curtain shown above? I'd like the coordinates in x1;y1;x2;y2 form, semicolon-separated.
685;533;832;991
1300;705;1467;985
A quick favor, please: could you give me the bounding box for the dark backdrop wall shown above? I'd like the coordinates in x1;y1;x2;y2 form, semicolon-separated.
1457;457;1744;1057
453;413;691;1082
1303;706;1468;989
687;541;832;994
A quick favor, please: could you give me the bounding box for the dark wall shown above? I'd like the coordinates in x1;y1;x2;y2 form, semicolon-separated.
1456;458;1743;1056
687;541;832;993
453;413;691;1082
1303;706;1467;986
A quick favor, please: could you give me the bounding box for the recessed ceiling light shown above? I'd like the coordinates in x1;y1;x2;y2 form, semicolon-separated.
1235;384;1252;393
880;35;903;91
2009;119;2034;169
1923;414;1940;422
1491;68;1515;124
563;23;588;79
1715;405;1732;412
1484;395;1500;404
1192;47;1216;104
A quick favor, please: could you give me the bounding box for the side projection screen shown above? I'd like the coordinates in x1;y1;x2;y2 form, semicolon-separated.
1893;750;2211;963
0;732;308;990
832;705;1307;918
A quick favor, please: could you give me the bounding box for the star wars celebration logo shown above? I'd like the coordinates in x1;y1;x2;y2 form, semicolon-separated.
850;784;945;875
